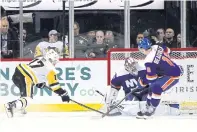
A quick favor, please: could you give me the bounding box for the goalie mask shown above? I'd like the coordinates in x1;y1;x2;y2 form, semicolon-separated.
124;57;138;76
44;49;60;66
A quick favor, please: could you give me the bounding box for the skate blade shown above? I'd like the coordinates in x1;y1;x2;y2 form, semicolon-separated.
136;115;145;119
4;104;13;118
136;115;153;120
20;109;27;115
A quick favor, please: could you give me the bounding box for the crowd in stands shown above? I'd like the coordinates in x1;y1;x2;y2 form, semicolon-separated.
0;6;195;59
131;28;182;49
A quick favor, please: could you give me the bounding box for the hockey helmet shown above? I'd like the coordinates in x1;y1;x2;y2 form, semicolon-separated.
124;57;138;76
44;49;60;66
138;38;152;50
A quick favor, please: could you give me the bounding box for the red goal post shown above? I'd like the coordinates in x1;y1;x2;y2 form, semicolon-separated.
107;48;197;113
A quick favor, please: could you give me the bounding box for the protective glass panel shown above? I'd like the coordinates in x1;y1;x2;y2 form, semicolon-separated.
188;1;197;48
74;9;124;58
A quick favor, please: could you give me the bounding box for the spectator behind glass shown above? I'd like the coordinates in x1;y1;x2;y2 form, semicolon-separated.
74;21;80;36
88;30;106;58
86;30;95;44
105;30;114;44
74;21;89;45
48;30;59;43
177;33;181;48
165;28;177;48
0;17;19;58
132;33;144;48
104;30;120;49
156;28;165;43
18;28;27;46
23;29;27;43
95;30;105;44
35;30;69;58
87;30;96;38
143;28;157;45
74;22;91;58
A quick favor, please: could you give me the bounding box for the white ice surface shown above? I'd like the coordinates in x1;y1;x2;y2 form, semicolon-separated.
0;112;197;132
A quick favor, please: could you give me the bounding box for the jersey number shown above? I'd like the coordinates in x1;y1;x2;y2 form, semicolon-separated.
125;79;138;88
162;56;175;67
29;59;44;68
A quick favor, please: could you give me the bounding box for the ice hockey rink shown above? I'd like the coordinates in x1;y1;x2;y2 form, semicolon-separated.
0;112;197;132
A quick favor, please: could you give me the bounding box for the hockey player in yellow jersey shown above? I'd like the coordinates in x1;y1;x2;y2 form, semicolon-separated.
4;49;70;118
34;30;69;58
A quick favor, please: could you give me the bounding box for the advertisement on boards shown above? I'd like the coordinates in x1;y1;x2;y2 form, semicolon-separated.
0;0;164;10
0;60;107;112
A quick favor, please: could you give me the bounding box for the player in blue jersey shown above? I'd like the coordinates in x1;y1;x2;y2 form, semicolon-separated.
105;57;149;116
136;38;181;119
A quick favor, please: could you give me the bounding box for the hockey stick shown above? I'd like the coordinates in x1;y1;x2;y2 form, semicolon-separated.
95;90;105;97
44;86;105;114
69;99;105;114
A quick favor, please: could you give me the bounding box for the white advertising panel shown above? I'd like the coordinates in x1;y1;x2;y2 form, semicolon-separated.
0;60;108;111
0;60;108;103
1;0;164;10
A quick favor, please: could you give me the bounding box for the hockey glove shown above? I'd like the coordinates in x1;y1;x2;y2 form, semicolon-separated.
132;85;149;101
60;90;70;102
35;82;46;89
53;88;70;102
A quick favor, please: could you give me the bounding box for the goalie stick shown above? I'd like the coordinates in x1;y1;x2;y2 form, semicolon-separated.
44;86;105;114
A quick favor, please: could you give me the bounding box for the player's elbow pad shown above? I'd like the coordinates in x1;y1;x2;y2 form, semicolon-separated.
54;88;67;96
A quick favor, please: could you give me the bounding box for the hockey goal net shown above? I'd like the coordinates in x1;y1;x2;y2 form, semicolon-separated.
107;48;197;114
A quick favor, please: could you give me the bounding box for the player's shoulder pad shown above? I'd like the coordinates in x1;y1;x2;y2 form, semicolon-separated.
114;67;130;77
144;45;158;63
137;60;146;71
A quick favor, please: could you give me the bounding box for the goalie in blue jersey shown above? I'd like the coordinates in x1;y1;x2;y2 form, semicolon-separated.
104;57;149;116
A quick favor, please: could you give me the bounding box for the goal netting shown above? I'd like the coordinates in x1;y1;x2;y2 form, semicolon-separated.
107;48;197;114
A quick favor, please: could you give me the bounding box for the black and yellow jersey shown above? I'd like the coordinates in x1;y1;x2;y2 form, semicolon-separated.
34;41;69;58
16;57;61;92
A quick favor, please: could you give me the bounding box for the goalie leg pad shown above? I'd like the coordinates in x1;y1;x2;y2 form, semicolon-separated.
106;87;119;106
